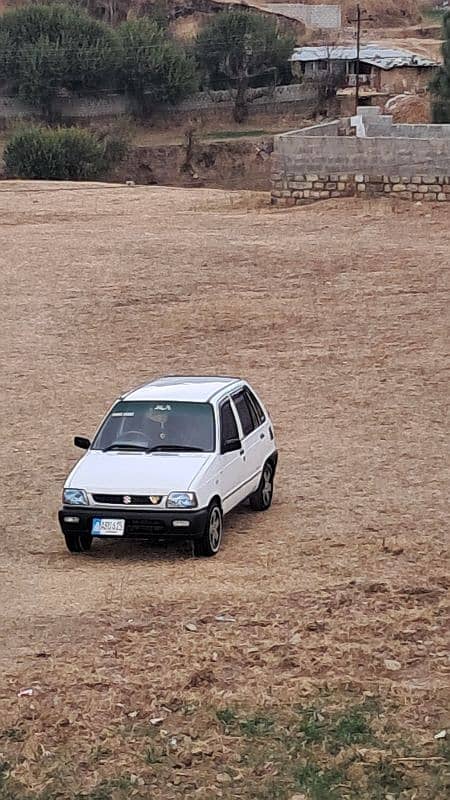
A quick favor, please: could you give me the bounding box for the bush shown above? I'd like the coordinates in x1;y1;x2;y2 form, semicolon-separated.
4;126;127;180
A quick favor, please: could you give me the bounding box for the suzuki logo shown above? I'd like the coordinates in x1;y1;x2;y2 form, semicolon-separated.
123;495;132;504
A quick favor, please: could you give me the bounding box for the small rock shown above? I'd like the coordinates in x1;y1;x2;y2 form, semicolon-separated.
128;710;138;718
305;621;326;632
434;729;447;740
215;615;236;623
125;180;135;186
169;736;178;751
150;717;165;725
185;623;198;632
384;659;401;671
216;772;232;784
289;794;307;800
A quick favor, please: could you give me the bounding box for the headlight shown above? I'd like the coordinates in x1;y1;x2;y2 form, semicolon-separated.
63;488;88;506
166;492;197;509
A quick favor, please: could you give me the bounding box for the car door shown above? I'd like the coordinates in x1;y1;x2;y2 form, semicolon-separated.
218;398;248;514
244;385;273;465
230;389;264;496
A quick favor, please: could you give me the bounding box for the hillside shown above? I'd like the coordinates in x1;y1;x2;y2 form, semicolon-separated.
0;0;429;29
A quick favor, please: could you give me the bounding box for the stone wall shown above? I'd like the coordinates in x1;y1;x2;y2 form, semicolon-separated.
0;93;132;122
0;84;319;125
271;171;450;205
272;107;450;203
261;3;342;29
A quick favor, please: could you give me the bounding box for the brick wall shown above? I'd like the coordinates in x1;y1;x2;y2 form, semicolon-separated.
271;172;450;205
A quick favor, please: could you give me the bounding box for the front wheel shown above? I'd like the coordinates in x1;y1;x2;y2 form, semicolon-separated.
193;503;223;557
250;462;274;512
64;533;92;553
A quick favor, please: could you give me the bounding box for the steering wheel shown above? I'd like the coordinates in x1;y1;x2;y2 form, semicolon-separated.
118;430;149;445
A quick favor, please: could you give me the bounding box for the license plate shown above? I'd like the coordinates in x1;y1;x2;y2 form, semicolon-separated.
92;518;125;536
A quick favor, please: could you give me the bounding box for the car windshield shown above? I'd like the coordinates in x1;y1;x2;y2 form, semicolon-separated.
92;401;215;453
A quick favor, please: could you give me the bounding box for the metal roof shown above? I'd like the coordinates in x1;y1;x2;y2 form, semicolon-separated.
290;43;439;69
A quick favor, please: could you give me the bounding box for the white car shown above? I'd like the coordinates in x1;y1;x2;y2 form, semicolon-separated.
59;376;277;557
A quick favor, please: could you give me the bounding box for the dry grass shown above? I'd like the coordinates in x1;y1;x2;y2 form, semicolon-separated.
0;183;449;798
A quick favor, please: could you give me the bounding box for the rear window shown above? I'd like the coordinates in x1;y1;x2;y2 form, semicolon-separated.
232;391;255;437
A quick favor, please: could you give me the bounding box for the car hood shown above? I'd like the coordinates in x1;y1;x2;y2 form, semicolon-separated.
66;451;212;494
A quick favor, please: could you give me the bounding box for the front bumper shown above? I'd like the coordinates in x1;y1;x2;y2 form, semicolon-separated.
58;506;209;539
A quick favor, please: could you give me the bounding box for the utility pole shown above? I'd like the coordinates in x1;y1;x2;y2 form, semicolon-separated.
355;4;361;115
349;5;371;116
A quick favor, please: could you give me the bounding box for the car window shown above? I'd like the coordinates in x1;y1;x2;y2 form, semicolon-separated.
92;401;215;452
245;388;266;425
232;391;256;438
220;400;239;447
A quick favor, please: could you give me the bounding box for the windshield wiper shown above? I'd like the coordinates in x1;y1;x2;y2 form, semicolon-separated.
103;442;149;452
148;444;205;452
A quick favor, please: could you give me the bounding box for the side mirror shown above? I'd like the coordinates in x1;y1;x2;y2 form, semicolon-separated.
74;436;91;450
221;437;242;454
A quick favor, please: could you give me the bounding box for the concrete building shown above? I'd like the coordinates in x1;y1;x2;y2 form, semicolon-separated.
261;3;341;30
291;44;440;95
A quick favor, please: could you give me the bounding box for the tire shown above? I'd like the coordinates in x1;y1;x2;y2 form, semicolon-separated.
193;502;223;557
249;461;274;512
64;533;92;553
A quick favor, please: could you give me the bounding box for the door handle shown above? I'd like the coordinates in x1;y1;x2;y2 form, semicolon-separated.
260;432;265;440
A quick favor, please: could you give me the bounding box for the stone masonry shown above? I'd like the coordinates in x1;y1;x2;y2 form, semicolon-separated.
272;108;450;205
271;172;450;205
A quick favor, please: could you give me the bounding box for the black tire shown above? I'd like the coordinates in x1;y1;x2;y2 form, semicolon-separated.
64;533;92;553
193;502;223;557
249;461;274;512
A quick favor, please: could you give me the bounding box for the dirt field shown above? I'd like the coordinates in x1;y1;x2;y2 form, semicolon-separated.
0;183;449;799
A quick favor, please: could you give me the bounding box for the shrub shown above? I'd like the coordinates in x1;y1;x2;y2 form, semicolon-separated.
4;126;127;180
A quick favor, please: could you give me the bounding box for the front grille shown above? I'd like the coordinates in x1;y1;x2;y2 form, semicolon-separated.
126;519;166;535
92;494;160;506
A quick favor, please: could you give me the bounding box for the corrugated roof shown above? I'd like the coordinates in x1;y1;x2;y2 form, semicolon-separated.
290;43;439;69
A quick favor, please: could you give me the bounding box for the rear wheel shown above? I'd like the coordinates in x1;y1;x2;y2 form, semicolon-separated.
194;502;223;557
64;533;92;553
250;462;274;511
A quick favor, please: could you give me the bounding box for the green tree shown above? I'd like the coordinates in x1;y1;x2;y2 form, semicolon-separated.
117;17;197;116
430;11;450;122
0;4;119;119
194;9;295;122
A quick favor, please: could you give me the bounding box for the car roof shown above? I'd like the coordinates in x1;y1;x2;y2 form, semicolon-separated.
122;375;242;403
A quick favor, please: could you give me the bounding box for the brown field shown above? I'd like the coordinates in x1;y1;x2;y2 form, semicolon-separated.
0;183;449;799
